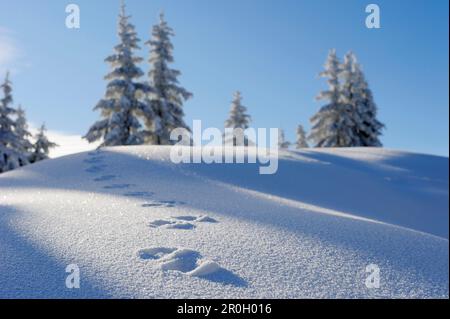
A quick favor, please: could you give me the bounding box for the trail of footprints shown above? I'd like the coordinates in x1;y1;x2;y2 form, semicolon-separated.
93;175;116;182
84;151;182;208
149;215;218;230
84;151;234;282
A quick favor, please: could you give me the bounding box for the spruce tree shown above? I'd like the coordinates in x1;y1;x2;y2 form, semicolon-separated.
339;52;366;146
309;49;355;148
340;52;384;147
29;124;57;163
15;105;33;158
84;2;151;147
145;12;192;145
295;125;309;149
0;72;29;173
224;91;252;146
278;129;290;149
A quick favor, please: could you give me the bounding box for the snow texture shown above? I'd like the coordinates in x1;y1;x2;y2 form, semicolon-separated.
0;146;448;298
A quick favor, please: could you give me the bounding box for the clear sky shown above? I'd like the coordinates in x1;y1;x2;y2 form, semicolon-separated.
0;0;448;156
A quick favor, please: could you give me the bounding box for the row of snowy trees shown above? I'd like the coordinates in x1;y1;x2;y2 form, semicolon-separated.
224;50;384;150
84;4;191;147
0;72;57;173
222;90;307;149
85;3;383;150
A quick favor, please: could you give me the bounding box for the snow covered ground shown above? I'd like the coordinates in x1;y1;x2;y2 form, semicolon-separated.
0;146;448;298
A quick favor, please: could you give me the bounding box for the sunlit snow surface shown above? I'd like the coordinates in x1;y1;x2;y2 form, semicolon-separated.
0;146;448;298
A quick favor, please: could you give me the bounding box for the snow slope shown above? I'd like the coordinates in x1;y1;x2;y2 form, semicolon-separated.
0;146;448;298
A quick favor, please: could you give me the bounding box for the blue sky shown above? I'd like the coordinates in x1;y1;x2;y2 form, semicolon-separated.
0;0;448;156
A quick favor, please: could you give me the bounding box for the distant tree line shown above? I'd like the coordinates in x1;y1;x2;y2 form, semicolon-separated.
0;72;57;173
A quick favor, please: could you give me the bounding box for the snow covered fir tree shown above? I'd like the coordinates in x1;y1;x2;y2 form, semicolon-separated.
0;72;30;173
84;2;152;147
340;52;384;147
224;91;253;146
309;49;384;148
0;71;56;174
29;124;57;164
15;105;33;158
145;12;192;145
296;125;309;149
309;49;355;148
278;129;290;149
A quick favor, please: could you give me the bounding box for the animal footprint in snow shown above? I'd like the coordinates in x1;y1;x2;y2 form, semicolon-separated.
168;223;196;230
86;165;107;173
142;200;184;208
197;216;219;223
148;215;218;231
148;220;174;228
174;215;218;223
173;216;197;221
158;249;203;273
88;151;101;157
104;183;134;190
84;157;104;164
137;247;222;277
137;247;247;286
138;247;177;260
123;191;154;198
148;219;196;230
94;175;117;182
142;203;169;208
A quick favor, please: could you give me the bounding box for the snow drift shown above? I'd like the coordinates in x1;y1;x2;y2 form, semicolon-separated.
0;146;448;298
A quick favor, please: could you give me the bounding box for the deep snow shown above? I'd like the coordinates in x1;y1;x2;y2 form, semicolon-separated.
0;146;448;298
